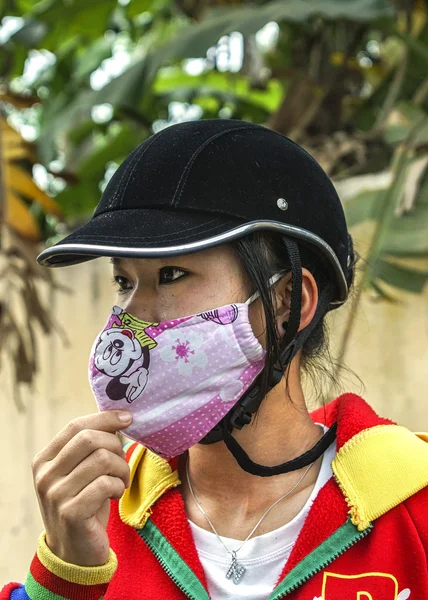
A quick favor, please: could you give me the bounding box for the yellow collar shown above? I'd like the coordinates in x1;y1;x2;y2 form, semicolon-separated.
119;425;428;531
332;425;428;530
119;445;180;528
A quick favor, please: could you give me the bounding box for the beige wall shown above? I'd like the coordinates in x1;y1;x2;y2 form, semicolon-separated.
1;255;428;586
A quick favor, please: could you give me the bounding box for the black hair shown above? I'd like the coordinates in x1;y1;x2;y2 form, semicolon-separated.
231;231;359;408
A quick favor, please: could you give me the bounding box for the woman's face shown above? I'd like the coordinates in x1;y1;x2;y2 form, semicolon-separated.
110;245;268;341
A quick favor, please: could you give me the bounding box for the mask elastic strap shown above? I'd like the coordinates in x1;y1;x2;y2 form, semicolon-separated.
245;271;287;306
245;239;301;356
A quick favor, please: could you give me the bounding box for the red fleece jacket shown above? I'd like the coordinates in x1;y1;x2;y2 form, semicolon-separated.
2;393;428;600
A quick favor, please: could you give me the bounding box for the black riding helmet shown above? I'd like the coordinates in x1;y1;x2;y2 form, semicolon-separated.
37;119;353;477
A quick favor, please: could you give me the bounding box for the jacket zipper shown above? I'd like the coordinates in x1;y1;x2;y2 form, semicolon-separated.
266;525;372;599
137;526;210;600
140;517;371;600
266;467;373;599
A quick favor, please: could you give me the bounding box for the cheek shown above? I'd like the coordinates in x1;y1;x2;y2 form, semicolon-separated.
158;277;250;320
248;301;268;348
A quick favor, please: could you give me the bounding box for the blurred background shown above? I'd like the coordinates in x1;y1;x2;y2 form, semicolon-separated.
1;0;428;585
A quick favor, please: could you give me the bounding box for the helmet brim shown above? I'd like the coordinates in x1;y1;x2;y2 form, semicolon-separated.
37;208;348;305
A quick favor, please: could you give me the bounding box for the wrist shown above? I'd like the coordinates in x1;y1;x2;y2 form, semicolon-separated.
37;531;117;584
45;533;110;568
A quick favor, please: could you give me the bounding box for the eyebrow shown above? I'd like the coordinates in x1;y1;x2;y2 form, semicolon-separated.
110;257;121;266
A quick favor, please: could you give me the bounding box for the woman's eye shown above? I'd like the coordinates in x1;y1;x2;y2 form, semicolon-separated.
159;267;187;284
113;275;133;293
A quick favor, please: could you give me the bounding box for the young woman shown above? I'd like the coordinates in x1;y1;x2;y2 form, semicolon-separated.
2;119;428;600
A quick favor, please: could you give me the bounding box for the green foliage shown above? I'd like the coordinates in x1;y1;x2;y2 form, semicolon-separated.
27;0;118;51
343;189;386;228
154;68;283;113
383;102;428;146
385;169;428;258
98;0;393;103
55;120;148;218
74;38;114;83
2;0;428;298
372;258;428;292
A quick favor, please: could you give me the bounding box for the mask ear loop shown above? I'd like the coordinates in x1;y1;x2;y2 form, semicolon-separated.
244;271;287;306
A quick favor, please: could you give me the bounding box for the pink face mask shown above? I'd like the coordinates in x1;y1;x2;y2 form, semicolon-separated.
88;274;282;459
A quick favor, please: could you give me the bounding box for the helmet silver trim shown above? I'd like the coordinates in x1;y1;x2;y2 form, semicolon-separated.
37;220;348;303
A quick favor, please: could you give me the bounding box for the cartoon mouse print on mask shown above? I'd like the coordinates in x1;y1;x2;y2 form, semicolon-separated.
93;306;158;403
89;300;267;458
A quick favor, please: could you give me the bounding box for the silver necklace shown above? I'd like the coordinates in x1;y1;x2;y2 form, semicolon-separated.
185;459;315;585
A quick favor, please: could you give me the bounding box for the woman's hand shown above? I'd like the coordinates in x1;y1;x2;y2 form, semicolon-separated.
32;410;132;567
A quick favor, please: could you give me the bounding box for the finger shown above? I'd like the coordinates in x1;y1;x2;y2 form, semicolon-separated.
64;476;126;521
50;451;130;499
33;438;127;500
51;430;126;478
36;411;132;464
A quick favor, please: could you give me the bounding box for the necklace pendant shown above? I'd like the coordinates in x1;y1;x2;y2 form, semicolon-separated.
225;552;246;585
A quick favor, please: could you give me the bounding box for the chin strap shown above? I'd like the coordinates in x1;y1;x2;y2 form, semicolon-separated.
222;421;337;477
200;238;337;476
281;238;302;354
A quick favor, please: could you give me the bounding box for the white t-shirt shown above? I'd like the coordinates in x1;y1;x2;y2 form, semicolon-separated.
188;424;336;600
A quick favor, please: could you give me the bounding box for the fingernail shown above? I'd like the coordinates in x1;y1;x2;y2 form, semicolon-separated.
118;411;132;423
